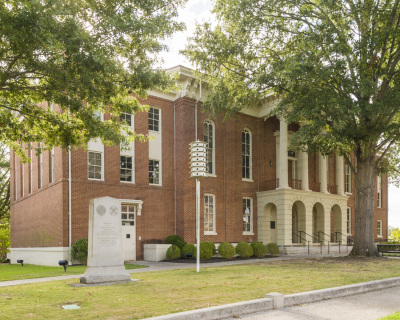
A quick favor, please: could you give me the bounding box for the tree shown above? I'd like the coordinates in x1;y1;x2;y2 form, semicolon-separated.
0;145;9;222
1;0;186;158
389;227;400;241
184;0;400;256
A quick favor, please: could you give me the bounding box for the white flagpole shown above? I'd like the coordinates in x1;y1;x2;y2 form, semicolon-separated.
196;178;200;272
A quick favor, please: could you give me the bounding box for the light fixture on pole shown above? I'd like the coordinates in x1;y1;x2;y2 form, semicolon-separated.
189;140;208;273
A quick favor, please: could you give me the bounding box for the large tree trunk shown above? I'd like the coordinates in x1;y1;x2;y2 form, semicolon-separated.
350;155;379;257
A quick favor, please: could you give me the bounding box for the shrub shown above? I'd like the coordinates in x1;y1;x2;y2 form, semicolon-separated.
166;245;181;260
182;243;197;258
199;241;214;260
251;241;268;257
236;241;253;258
266;243;280;256
71;238;88;265
218;242;236;259
0;220;10;263
164;235;187;251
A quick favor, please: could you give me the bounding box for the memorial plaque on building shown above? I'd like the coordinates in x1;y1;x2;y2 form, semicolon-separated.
80;196;131;284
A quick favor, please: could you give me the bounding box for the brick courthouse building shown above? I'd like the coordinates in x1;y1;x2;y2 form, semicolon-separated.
9;66;388;265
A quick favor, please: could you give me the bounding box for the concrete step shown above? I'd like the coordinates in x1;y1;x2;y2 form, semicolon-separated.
282;245;353;255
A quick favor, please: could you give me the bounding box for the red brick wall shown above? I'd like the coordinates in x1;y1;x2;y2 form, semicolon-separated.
10;95;389;260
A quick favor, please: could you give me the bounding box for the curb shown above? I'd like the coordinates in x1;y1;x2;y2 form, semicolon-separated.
145;276;400;320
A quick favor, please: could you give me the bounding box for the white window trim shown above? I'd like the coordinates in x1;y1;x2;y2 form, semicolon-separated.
243;197;254;235
204;119;216;176
21;157;24;197
120;112;134;129
50;147;55;183
88;151;104;181
347;207;352;235
118;199;143;216
39;143;43;188
242;128;252;181
30;143;33;193
377;220;383;238
14;154;17;200
204;193;217;235
377;175;382;208
149;158;162;186
148;106;161;133
345;164;351;194
120;155;135;184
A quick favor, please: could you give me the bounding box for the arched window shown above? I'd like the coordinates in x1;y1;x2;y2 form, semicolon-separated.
242;129;252;179
204;120;215;174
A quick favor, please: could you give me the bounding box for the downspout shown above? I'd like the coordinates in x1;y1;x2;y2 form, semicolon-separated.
68;146;72;265
195;82;202;140
174;104;176;234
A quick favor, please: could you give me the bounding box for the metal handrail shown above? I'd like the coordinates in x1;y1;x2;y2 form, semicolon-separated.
299;231;322;254
292;232;311;255
317;231;332;254
334;232;353;252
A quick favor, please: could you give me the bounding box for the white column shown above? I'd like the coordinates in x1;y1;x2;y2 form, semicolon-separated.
276;201;292;246
300;150;310;191
319;153;328;193
278;119;289;189
336;155;345;195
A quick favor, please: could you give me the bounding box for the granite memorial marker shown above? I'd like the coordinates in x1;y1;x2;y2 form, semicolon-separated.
80;196;131;284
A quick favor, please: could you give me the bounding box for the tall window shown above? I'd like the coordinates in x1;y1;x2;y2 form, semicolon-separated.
204;120;214;174
21;160;24;197
347;207;351;234
377;175;382;208
29;143;32;193
50;147;55;183
121;204;135;226
88;151;102;179
345;164;351;193
204;194;216;233
243;198;253;233
242;129;251;179
120;112;132;127
39;143;43;188
377;220;382;237
149;160;160;184
148;107;160;132
120;156;133;182
14;154;17;200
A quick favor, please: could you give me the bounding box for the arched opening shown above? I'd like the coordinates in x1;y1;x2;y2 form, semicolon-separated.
332;204;342;242
292;201;306;244
312;202;325;243
260;203;277;244
292;205;298;243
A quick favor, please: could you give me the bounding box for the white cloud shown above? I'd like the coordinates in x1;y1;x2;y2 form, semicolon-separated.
389;185;400;228
160;0;214;69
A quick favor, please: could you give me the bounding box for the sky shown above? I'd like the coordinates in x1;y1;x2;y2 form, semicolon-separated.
159;0;400;230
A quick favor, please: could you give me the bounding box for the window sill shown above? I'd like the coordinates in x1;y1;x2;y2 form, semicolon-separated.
206;174;217;178
345;192;352;195
243;232;254;236
204;232;217;235
88;178;104;182
120;180;135;184
377;235;383;238
148;130;160;134
242;178;254;182
149;183;162;187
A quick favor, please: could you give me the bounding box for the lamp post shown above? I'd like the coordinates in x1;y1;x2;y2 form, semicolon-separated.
189;141;208;272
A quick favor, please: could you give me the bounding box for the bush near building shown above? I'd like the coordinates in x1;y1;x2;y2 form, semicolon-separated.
236;241;253;258
266;243;280;256
166;245;181;260
251;241;268;257
218;242;236;259
71;238;89;265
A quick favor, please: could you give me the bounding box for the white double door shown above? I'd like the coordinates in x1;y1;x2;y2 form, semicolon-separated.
121;204;136;261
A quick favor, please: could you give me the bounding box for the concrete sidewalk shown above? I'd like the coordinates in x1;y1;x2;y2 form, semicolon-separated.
224;285;400;320
0;252;349;287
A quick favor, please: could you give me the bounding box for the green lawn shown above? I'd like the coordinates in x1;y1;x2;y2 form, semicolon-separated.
0;263;147;281
0;257;400;319
380;312;400;320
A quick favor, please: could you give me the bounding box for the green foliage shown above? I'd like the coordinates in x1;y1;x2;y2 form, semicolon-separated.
166;245;181;260
184;0;400;254
71;238;88;265
251;241;268;258
199;241;215;260
182;244;197;258
0;218;10;262
389;228;400;241
164;235;187;252
236;241;253;258
218;242;236;260
266;243;280;256
0;145;9;222
0;0;187;157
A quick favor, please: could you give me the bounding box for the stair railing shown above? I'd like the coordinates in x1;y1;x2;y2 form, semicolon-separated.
334;232;353;253
299;231;322;254
292;232;310;255
317;231;332;254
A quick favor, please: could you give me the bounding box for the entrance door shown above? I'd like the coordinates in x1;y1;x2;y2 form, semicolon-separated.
121;204;136;261
292;206;299;243
313;207;318;243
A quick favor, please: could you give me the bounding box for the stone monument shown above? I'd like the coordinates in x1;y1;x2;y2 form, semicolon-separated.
80;196;131;284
